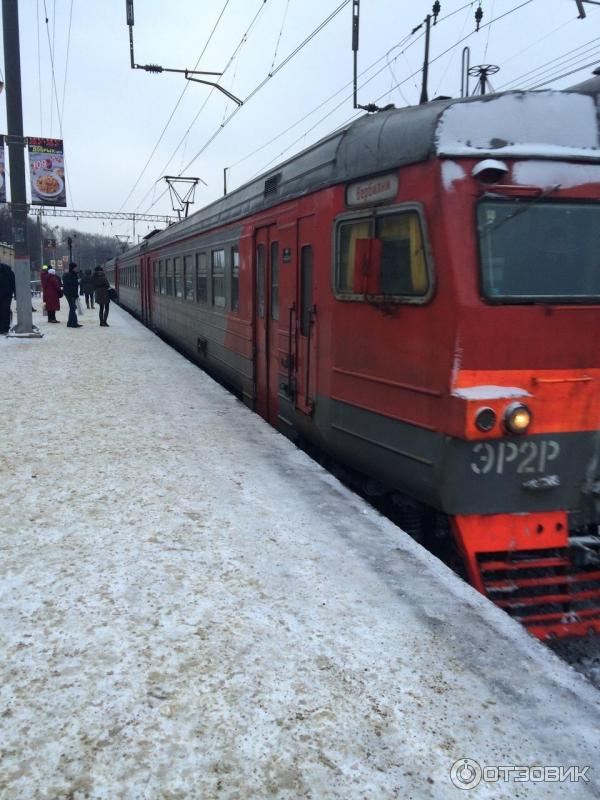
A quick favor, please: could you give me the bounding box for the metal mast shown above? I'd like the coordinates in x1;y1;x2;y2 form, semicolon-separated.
2;0;39;336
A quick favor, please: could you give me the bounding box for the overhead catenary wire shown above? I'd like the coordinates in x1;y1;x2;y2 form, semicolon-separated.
135;0;353;217
117;0;237;213
371;0;535;111
497;37;600;89
60;0;75;127
518;47;600;89
50;0;56;133
208;0;504;175
130;0;481;218
117;0;270;231
270;0;292;74
40;0;76;208
139;0;538;220
483;0;496;60
231;28;422;173
523;56;600;89
250;0;538;180
42;0;64;137
433;2;474;96
36;0;43;133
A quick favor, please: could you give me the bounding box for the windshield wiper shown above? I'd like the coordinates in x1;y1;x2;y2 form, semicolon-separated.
479;184;562;236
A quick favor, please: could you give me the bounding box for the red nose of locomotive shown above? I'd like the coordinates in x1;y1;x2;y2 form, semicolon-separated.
446;370;600;639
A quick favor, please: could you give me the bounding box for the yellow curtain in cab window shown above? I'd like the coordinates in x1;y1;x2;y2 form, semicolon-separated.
341;220;371;291
378;213;427;294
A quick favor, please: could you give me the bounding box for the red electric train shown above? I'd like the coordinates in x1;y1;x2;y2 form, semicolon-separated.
107;74;600;640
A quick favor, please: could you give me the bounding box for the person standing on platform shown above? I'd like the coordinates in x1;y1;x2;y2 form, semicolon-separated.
93;265;111;327
81;269;95;309
45;268;62;323
40;264;49;317
0;262;15;334
63;263;82;328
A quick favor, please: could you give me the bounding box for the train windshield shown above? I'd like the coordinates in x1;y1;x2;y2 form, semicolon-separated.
477;199;600;302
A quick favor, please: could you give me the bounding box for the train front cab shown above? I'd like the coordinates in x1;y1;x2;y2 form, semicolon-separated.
439;155;600;640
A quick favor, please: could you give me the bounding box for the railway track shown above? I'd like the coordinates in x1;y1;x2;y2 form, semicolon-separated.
550;634;600;689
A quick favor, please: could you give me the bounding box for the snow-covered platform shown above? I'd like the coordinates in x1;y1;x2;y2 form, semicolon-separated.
1;306;599;799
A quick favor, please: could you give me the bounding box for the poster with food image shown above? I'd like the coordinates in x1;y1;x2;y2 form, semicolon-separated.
27;137;66;206
0;136;6;204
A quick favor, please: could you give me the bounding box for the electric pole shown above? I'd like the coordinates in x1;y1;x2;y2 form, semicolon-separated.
419;14;432;104
2;0;39;335
419;4;440;105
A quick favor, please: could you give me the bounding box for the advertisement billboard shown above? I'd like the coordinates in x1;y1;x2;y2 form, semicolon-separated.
28;137;66;207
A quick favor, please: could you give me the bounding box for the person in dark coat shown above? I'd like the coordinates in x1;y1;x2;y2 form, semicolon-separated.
93;265;111;327
45;268;62;323
81;269;95;309
0;262;15;334
63;262;82;328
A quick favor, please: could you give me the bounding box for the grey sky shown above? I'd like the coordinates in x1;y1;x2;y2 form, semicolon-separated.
1;0;598;242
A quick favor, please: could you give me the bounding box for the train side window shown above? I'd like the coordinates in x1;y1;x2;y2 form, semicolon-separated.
231;246;240;312
183;255;194;300
335;207;430;301
270;241;279;321
212;249;226;308
153;262;157;293
377;212;428;296
338;218;373;292
256;244;265;319
159;260;165;294
196;253;208;304
174;257;183;298
300;245;313;336
165;258;173;295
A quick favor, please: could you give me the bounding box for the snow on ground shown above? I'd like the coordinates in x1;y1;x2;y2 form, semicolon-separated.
1;306;599;800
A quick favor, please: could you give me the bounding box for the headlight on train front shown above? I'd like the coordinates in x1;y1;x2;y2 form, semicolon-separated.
475;407;497;432
504;403;532;435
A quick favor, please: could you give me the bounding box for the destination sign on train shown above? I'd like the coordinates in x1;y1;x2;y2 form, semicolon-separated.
346;174;398;206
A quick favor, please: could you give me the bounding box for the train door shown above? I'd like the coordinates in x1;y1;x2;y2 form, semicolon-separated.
294;215;317;415
254;225;281;424
141;256;153;325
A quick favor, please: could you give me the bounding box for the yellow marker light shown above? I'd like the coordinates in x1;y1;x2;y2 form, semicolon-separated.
505;403;532;435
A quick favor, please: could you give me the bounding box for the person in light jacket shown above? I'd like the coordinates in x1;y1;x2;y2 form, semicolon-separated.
93;265;111;327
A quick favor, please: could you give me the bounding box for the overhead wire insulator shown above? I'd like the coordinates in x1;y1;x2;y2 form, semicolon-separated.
432;1;441;25
475;4;483;32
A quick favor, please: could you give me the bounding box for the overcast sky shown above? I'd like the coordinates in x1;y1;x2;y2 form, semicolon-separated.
0;0;599;243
